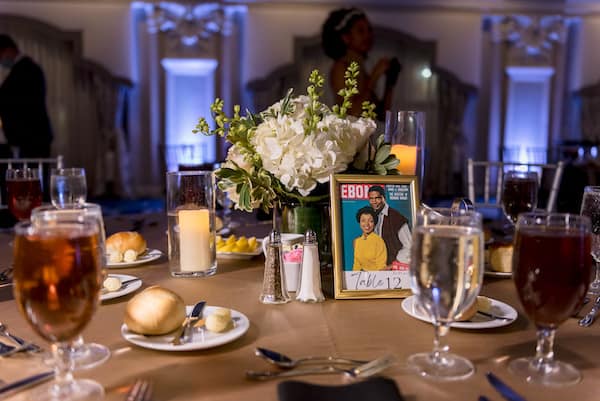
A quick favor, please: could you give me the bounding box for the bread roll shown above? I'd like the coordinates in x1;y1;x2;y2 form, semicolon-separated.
124;286;186;335
106;231;147;263
489;244;513;273
456;296;492;321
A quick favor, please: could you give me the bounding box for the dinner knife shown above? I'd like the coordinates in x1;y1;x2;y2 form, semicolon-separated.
0;371;54;396
486;372;528;401
171;301;206;345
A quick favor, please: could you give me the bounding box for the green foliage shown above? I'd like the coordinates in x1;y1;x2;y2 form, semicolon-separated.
303;70;325;135
363;134;400;175
192;63;397;213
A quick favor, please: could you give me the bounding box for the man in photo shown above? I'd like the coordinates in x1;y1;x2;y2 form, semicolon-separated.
368;185;411;268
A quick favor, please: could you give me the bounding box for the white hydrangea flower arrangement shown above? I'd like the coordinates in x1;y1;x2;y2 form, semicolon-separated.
194;62;399;212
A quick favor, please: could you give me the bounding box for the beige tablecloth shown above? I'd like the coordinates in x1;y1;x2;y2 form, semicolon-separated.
0;213;599;401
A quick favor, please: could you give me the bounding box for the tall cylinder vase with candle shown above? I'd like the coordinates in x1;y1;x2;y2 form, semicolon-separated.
167;171;217;277
385;111;425;191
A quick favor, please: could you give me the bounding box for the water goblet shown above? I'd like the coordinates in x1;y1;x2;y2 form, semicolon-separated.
12;216;104;400
6;168;42;221
408;207;484;380
30;204;110;370
50;168;87;209
580;186;600;293
510;213;592;386
501;170;538;225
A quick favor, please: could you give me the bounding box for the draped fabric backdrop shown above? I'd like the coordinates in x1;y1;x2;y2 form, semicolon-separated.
0;14;132;197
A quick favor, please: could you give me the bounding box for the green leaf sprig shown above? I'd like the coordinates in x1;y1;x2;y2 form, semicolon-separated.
332;62;359;118
303;70;325;135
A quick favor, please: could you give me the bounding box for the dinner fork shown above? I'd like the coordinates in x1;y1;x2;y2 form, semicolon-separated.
126;378;153;401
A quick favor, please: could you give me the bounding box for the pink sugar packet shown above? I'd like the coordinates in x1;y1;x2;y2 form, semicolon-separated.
283;247;303;263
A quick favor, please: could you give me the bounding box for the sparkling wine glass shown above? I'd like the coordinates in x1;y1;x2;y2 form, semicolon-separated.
511;213;592;386
580;186;600;294
408;207;484;380
501;170;538;225
5;168;42;221
31;204;110;370
12;216;104;400
50;168;87;209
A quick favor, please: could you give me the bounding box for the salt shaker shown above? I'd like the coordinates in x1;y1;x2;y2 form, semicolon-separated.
296;229;325;303
259;229;291;304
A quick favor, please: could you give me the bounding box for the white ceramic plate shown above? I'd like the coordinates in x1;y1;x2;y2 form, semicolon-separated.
106;249;163;269
401;295;517;329
121;306;250;351
217;239;263;260
100;274;142;302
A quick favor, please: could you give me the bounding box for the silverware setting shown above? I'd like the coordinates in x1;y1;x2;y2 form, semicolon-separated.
171;301;206;345
579;295;600;327
247;347;395;380
246;354;396;381
0;267;12;283
0;371;54;396
126;378;153;401
484;371;528;401
0;322;41;353
255;347;368;369
473;310;514;322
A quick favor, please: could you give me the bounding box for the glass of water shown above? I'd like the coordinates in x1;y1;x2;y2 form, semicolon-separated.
51;168;87;208
408;207;484;380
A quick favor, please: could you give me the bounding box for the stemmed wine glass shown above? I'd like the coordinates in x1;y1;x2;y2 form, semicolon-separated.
580;186;600;294
510;213;592;386
408;207;484;380
12;215;104;400
501;170;538;225
5;168;42;221
50;168;87;209
31;204;110;370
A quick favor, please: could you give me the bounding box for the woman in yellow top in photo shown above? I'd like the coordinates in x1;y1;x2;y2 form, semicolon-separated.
353;206;387;271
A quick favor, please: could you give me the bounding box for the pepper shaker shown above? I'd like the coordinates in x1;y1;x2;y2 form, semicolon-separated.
259;229;291;304
296;229;325;303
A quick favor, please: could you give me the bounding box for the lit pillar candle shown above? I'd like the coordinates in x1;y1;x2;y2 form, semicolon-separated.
178;209;211;271
390;144;418;175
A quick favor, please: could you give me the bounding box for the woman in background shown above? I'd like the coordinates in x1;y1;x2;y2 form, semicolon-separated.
353;206;387;271
322;8;400;120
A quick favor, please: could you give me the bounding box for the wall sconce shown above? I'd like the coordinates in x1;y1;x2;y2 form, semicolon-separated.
145;1;231;46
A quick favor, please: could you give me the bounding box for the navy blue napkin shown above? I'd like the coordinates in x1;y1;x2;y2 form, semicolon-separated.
277;377;404;401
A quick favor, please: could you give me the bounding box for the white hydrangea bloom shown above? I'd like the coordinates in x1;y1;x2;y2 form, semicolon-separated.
250;96;375;196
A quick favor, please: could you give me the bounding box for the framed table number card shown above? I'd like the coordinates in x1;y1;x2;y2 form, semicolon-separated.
330;174;419;299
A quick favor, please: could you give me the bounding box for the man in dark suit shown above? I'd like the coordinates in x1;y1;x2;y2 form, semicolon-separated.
368;185;412;268
0;34;53;158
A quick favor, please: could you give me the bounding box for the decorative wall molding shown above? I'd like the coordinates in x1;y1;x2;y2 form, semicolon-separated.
489;14;570;65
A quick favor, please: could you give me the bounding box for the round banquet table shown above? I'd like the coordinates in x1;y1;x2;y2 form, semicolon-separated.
0;212;599;401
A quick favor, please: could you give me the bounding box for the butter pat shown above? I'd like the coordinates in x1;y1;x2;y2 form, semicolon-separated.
123;249;138;263
205;308;232;332
103;276;122;292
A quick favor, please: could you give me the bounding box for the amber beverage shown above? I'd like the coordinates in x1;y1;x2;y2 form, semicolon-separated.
514;227;591;328
502;171;538;224
6;177;42;221
13;225;101;343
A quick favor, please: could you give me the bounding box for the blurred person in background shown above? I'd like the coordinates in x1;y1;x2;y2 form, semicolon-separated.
322;8;401;120
0;34;53;158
